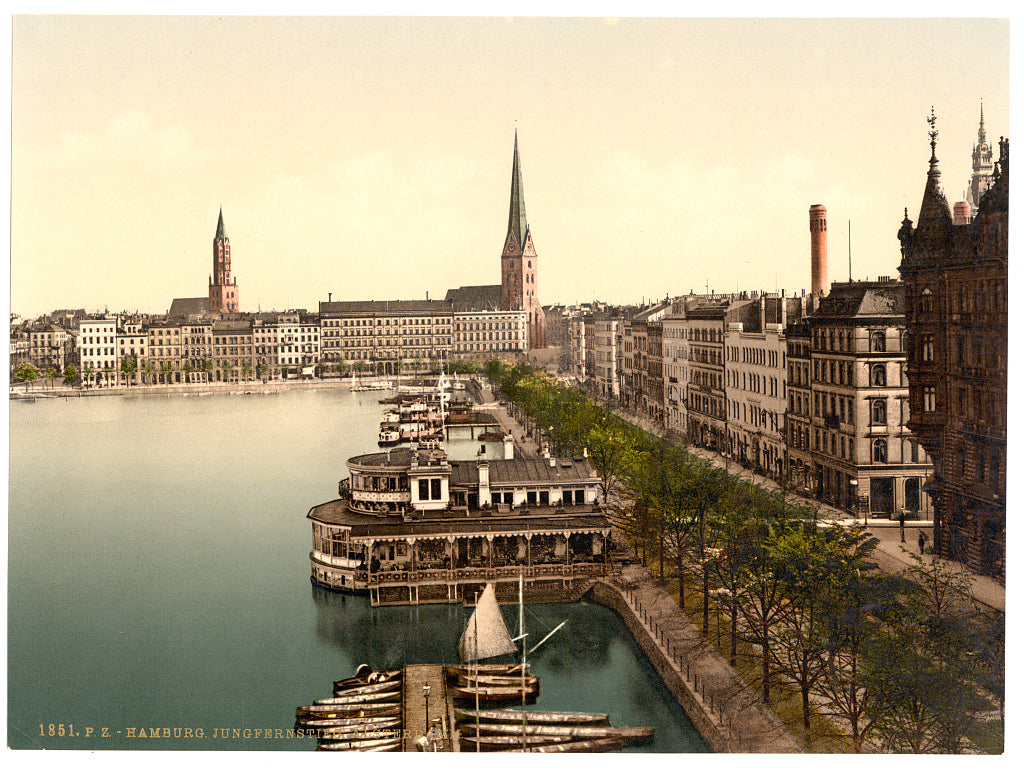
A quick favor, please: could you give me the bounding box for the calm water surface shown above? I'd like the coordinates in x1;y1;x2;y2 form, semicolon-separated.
8;388;707;752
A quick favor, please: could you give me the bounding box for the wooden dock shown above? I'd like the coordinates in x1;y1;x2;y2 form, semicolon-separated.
402;664;457;752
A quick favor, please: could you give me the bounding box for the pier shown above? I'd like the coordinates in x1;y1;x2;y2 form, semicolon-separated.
402;665;456;751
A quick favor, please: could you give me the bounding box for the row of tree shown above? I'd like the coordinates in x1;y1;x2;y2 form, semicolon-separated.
485;360;1002;753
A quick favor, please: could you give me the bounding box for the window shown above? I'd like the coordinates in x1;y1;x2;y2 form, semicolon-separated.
921;334;934;362
920;288;933;313
872;364;887;387
923;386;937;412
418;479;429;499
872;439;887;463
871;332;886;352
872;399;886;425
430;478;441;500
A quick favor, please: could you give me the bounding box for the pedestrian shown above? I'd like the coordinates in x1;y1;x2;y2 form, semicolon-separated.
918;531;926;555
899;511;906;542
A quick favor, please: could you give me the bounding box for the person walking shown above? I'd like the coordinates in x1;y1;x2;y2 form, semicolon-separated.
918;530;926;555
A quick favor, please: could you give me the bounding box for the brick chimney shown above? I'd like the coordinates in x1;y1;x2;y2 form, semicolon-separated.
810;204;828;294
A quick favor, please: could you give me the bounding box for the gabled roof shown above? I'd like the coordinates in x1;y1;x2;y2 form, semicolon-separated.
445;285;503;312
169;297;209;318
812;281;905;321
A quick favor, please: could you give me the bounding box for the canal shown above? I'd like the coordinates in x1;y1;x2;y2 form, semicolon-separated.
7;387;707;751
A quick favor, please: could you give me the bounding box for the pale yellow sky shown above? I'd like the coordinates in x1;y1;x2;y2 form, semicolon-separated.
9;15;1011;318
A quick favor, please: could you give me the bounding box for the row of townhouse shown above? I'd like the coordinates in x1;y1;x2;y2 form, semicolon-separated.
569;281;934;521
12;292;529;386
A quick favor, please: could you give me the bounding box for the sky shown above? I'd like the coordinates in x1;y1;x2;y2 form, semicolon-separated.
8;14;1011;319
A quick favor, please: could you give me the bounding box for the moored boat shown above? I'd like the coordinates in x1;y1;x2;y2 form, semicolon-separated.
312;688;401;706
296;703;401;719
461;722;655;742
454;707;609;725
316;735;402;751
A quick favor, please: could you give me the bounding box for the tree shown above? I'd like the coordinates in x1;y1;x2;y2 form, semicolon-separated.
102;364;113;388
585;418;634;503
257;363;269;382
15;363;40;388
182;361;194;382
242;362;253;382
865;553;990;753
770;524;877;732
120;355;138;386
144;360;156;385
161;361;174;384
200;359;213;381
63;364;78;386
220;360;234;381
82;363;94;387
45;366;60;388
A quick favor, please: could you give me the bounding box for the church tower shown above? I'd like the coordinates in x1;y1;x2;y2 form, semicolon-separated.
966;101;995;217
209;208;240;314
500;132;546;349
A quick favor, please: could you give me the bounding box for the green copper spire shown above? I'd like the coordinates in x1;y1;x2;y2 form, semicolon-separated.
506;131;528;250
215;207;228;241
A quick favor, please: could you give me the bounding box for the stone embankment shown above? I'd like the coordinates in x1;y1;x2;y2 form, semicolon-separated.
479;380;802;753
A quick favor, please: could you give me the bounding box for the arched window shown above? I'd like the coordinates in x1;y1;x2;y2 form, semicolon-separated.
872;364;887;386
873;439;887;463
921;334;934;362
920;288;934;313
871;331;886;352
872;399;887;424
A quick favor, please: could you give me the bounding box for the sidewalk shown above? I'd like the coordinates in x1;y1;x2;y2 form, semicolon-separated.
607;405;1005;614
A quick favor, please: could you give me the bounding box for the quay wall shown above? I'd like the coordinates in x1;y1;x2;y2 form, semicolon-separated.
586;579;802;754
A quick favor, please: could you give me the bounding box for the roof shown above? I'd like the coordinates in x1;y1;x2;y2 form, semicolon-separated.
307;500;610;541
169;297;210;318
812;281;905;321
449;456;596;486
319;299;454;316
445;285;503;312
215;208;228;241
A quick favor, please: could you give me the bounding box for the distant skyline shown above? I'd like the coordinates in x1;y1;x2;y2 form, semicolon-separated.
10;16;1010;319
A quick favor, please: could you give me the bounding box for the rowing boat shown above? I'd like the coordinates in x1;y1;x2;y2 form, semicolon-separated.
296;702;401;718
312;689;401;706
316;736;402;751
454;707;609;725
460;722;654;741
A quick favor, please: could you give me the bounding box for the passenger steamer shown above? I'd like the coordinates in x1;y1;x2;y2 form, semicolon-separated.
307;440;613;606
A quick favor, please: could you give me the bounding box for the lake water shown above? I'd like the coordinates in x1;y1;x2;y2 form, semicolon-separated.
7;388;707;752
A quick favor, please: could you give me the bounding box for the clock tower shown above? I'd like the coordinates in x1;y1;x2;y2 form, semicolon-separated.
500;132;546;349
209;208;240;314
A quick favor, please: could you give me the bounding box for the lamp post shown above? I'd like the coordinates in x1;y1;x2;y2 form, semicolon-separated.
423;684;431;735
850;478;861;525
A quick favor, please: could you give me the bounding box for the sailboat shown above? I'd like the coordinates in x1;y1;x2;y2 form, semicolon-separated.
453;582;537;703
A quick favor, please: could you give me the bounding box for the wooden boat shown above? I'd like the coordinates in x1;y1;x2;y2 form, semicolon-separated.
332;669;401;691
306;717;402;736
316;736;402;751
312;689;401;706
461;722;655;742
460;734;568;751
452;684;539;703
295;713;402;729
454;707;609;725
457;673;540;688
448;662;529;676
518;736;635;753
331;679;402;697
297;702;400;718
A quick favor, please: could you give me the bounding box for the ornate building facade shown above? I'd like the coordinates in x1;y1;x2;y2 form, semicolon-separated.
898;114;1007;581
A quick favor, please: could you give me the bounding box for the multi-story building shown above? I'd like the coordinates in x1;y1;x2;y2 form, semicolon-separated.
785;318;814;494
662;305;690;440
210;319;256;382
181;322;213;381
447;286;527;360
116;325;148;386
78;317;117;386
807;279;932;520
592;314;622;400
686;302;729;450
146;322;184;384
28;324;71;374
898;125;1007;580
276;311;320;372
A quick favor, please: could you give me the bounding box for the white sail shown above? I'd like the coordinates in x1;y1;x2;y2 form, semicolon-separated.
458;583;517;662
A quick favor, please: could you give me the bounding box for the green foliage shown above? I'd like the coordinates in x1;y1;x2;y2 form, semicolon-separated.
63;364;79;384
16;363;40;385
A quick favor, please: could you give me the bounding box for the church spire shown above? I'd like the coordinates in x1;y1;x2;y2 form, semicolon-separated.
215;207;228;241
916;107;952;237
506;130;529;251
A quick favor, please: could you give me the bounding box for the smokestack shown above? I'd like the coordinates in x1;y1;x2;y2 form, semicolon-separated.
810;204;827;294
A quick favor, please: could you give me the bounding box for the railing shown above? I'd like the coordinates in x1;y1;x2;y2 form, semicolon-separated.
366;561;607;587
